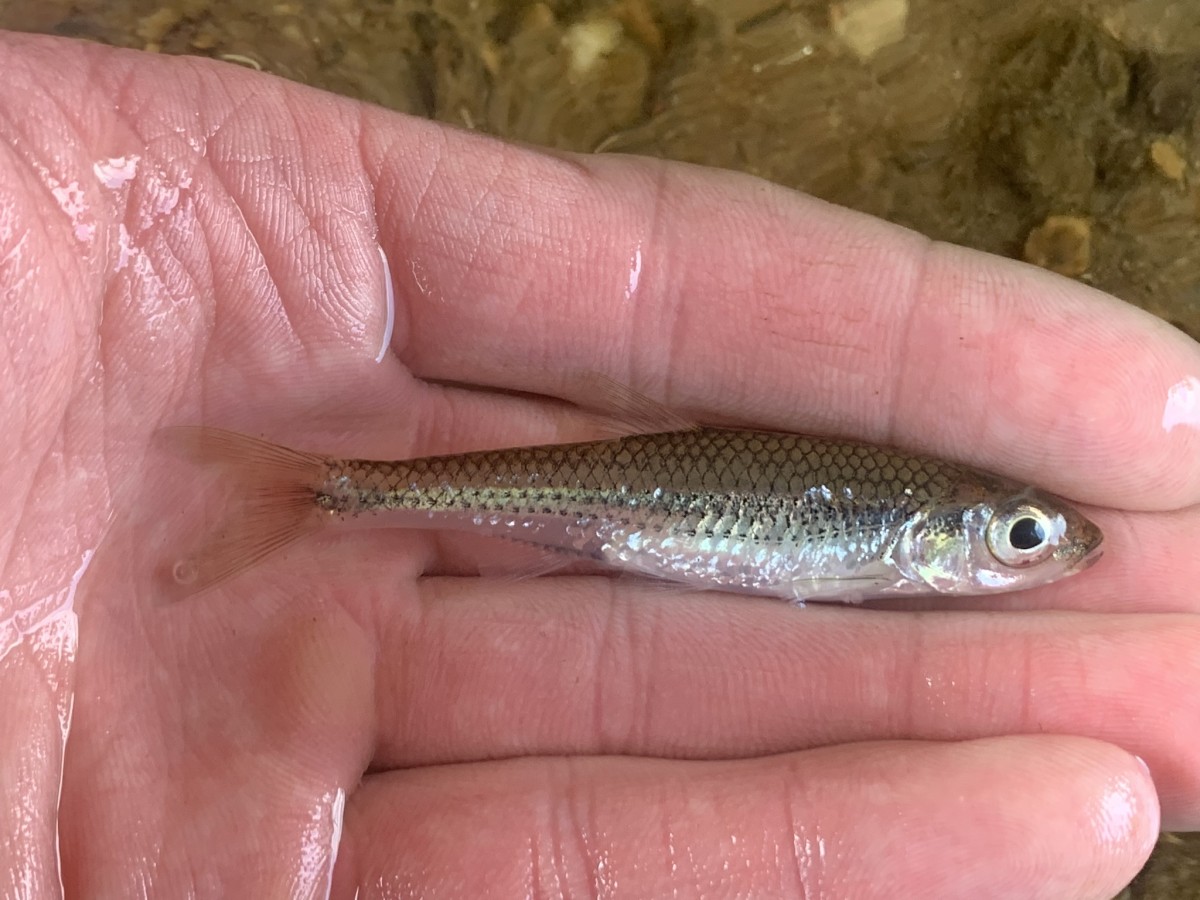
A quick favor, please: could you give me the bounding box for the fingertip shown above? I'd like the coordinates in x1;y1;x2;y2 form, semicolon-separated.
903;242;1200;510
803;735;1161;899
960;735;1161;895
1097;750;1161;864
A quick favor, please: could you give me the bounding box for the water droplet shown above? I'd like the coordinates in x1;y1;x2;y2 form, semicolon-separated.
93;154;140;189
374;244;395;363
1163;375;1200;432
172;558;199;586
624;244;643;300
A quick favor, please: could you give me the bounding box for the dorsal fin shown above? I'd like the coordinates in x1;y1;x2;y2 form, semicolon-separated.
572;372;700;438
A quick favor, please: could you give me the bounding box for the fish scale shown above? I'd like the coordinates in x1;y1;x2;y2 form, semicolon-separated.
162;424;1103;602
324;430;953;513
309;430;1008;601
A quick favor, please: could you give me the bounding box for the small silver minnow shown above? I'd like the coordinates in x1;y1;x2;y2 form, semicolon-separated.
160;422;1102;604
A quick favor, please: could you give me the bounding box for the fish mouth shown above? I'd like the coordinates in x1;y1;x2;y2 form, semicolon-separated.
1065;532;1104;573
1073;546;1103;572
1061;510;1105;575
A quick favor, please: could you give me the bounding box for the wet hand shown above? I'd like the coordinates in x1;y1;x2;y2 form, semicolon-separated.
4;30;1196;899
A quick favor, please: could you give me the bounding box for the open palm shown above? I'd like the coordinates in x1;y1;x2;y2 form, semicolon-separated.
4;30;1200;899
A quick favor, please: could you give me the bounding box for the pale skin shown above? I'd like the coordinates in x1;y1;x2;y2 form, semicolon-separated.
3;29;1200;899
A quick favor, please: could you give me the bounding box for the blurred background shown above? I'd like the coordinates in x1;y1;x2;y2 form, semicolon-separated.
1;1;1196;895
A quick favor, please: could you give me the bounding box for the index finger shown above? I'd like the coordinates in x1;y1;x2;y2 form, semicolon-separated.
363;118;1200;511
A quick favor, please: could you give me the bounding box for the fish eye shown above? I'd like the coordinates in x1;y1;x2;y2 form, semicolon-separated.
1009;516;1045;550
986;506;1057;568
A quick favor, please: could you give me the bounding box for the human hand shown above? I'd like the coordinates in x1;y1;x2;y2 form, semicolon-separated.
3;30;1198;899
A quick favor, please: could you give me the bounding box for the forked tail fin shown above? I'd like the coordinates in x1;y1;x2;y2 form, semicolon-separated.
154;427;330;599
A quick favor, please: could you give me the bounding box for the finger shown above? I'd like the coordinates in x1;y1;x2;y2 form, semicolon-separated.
35;29;1192;512
349;576;1200;829
333;736;1157;900
357;109;1200;511
20;31;1198;511
28;31;1196;513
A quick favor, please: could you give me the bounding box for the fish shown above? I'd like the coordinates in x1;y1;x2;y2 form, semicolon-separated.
158;416;1103;605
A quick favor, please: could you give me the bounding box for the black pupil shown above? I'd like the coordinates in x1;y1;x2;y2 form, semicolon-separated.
1010;517;1046;551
